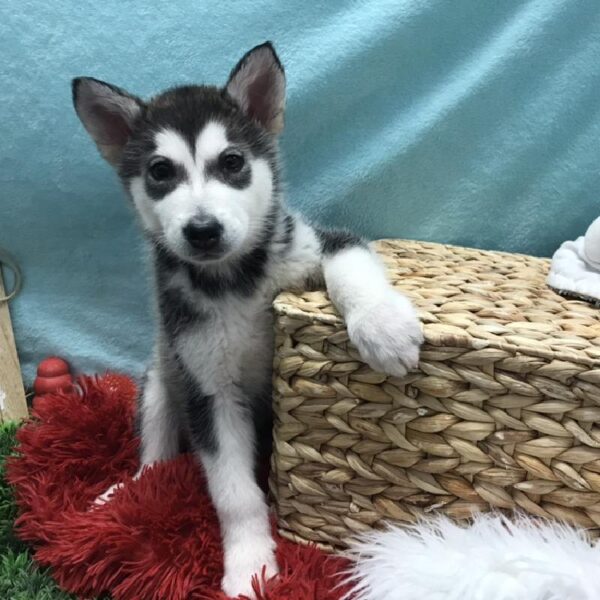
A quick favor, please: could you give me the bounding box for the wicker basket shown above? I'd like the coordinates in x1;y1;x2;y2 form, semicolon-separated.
270;239;600;549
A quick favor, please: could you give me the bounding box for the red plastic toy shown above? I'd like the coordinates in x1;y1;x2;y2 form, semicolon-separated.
34;357;73;395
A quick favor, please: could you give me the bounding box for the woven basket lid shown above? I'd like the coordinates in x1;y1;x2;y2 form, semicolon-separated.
274;240;600;369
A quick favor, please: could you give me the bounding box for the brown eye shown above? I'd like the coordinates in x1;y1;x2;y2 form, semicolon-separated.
148;158;175;182
220;151;245;173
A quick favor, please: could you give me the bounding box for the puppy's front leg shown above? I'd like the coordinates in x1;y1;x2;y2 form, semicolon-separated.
196;396;277;598
322;242;423;377
273;218;423;376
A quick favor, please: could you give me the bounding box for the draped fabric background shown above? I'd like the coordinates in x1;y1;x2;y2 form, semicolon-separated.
2;0;599;382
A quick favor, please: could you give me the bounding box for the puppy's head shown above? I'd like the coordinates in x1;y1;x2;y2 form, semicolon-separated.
73;42;285;264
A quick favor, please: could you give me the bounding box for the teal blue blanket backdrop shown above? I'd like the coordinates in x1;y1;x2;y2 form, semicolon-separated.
1;1;599;381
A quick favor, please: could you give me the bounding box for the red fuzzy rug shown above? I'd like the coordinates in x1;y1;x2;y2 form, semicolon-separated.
7;374;353;599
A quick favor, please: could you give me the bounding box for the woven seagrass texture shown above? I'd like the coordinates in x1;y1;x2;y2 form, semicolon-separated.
270;240;600;549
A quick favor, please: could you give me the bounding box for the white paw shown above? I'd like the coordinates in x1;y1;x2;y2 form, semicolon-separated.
347;291;423;377
93;482;124;506
222;536;278;598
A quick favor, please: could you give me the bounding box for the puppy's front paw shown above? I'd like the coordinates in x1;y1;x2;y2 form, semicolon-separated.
347;291;423;377
222;536;278;598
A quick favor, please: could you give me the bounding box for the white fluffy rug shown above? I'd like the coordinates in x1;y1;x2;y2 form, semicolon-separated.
547;216;600;304
344;514;600;600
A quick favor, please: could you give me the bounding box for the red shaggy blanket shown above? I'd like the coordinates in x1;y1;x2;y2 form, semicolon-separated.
7;374;353;599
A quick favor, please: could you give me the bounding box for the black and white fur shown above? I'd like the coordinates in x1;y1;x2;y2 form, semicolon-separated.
72;42;423;598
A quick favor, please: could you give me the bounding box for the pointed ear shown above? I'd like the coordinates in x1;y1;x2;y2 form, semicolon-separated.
225;42;286;134
72;77;144;166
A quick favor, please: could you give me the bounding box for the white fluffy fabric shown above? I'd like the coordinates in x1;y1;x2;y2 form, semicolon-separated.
344;514;600;600
547;216;600;303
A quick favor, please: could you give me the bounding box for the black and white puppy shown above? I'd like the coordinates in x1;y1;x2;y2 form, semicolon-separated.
72;42;423;598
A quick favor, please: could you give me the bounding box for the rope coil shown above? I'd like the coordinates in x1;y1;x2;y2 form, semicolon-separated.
0;247;22;302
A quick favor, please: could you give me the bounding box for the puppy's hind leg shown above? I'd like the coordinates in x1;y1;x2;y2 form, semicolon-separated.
137;364;181;468
95;363;180;505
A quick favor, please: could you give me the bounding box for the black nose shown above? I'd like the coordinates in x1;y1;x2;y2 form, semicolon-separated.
183;218;223;252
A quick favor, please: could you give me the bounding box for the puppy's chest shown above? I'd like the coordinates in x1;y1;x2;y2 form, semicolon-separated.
176;290;274;396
